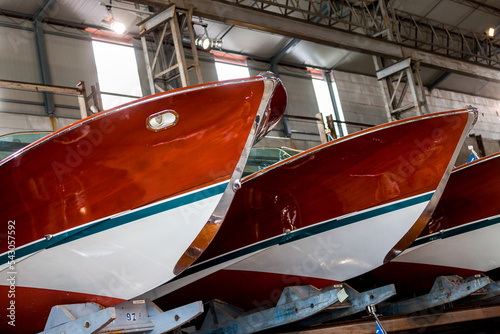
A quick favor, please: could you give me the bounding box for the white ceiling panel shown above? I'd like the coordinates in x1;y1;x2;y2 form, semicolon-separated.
394;0;446;18
281;40;351;69
0;0;39;16
219;26;290;59
419;68;448;86
438;73;500;99
333;52;376;75
424;1;476;27
396;0;500;36
46;0;144;33
454;9;500;35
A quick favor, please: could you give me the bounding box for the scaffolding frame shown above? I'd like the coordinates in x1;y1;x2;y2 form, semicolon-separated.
139;5;203;94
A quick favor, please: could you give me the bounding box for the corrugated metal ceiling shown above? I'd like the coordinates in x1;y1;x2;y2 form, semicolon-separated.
1;0;500;99
0;0;39;15
220;26;290;59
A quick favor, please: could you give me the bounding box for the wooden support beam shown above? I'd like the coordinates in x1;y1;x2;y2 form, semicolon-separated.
0;79;84;96
139;5;175;34
185;7;203;84
76;81;89;119
170;9;189;87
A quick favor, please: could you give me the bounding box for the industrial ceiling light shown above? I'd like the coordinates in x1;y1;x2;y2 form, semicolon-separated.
488;27;495;37
195;37;223;51
194;23;222;51
110;20;125;34
195;37;211;50
211;39;223;50
101;4;126;34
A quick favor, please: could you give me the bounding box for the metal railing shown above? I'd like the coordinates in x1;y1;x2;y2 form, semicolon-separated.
223;0;500;68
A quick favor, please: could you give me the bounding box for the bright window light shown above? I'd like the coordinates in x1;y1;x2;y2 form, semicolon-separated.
331;80;348;135
312;78;348;137
92;41;142;110
215;62;250;81
101;95;136;109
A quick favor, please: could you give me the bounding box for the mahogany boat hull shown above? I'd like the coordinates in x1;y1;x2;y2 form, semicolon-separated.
0;75;286;333
368;152;500;293
142;109;476;311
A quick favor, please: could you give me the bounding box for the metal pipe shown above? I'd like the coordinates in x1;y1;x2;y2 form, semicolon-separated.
34;20;55;116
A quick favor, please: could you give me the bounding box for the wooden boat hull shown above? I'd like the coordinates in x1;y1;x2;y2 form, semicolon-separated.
142;109;476;311
0;75;286;333
368;152;500;293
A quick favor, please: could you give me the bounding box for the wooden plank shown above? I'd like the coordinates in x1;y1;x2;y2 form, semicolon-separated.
287;305;500;333
0;79;82;95
170;8;189;87
139;5;175;34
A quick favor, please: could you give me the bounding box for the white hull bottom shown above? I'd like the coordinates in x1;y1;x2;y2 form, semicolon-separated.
143;192;433;300
0;183;227;300
394;214;500;272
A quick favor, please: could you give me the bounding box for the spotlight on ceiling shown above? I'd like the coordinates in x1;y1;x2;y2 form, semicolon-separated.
101;5;126;34
110;20;126;34
211;39;223;50
488;27;495;37
194;22;222;51
195;37;223;51
195;37;211;50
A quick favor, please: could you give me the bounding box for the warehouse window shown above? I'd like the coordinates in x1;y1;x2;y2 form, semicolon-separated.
311;71;348;138
213;51;250;81
215;62;250;81
329;79;348;136
92;41;142;110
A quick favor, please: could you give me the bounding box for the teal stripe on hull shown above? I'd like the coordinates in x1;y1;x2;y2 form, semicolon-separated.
174;191;435;280
0;182;228;266
411;215;500;248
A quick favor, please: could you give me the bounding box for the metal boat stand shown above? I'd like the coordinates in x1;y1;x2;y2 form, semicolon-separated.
454;275;500;305
298;283;396;326
190;285;341;334
39;299;203;334
378;274;490;316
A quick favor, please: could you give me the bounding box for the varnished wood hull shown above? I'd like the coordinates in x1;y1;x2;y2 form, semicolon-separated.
142;109;476;311
368;152;500;293
0;76;286;333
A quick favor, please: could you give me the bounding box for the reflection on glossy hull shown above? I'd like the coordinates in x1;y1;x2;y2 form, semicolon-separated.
142;109;476;311
369;152;500;293
0;75;287;334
